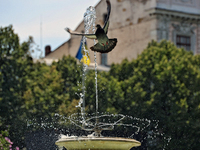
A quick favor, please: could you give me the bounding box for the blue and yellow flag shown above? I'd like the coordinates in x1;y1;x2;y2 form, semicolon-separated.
76;38;90;66
76;39;83;60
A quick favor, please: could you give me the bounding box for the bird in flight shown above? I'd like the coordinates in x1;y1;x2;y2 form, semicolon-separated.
65;0;117;53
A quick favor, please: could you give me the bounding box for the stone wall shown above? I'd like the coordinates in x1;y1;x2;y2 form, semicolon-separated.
156;0;200;14
45;0;156;65
45;0;200;65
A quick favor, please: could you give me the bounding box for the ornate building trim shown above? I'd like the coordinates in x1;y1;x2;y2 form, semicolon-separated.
196;22;200;54
157;15;171;41
149;8;200;20
172;0;195;7
172;22;196;53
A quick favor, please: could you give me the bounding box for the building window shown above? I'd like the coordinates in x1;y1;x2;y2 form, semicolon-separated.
176;35;191;51
101;53;107;66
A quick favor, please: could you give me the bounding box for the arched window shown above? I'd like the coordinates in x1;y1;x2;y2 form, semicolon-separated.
176;35;191;51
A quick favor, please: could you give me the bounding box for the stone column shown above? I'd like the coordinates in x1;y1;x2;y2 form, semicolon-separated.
157;15;170;42
196;22;200;54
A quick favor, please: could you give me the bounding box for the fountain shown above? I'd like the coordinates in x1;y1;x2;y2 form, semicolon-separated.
56;1;141;149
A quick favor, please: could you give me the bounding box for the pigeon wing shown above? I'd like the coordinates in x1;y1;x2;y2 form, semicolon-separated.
65;28;97;39
104;38;117;53
90;43;104;53
90;38;117;53
103;0;111;34
103;21;109;34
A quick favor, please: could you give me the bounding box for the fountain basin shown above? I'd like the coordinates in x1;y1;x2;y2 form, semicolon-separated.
56;136;141;150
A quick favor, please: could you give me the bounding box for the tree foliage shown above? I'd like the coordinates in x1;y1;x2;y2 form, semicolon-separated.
0;26;81;148
81;40;200;149
0;25;33;148
0;126;10;150
109;40;200;149
23;63;67;124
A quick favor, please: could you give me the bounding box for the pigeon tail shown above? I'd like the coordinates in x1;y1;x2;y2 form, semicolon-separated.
90;38;117;53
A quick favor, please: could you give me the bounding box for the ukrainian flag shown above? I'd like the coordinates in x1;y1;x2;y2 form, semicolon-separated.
76;38;90;66
76;39;83;60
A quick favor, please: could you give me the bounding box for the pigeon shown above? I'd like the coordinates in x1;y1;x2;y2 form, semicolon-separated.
65;0;117;53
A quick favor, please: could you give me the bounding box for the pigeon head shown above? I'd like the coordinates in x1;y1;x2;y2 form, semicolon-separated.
96;24;101;28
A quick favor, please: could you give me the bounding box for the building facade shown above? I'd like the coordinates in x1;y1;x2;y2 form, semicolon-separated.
44;0;200;66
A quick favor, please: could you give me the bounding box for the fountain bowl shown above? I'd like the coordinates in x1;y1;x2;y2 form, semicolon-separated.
56;136;141;150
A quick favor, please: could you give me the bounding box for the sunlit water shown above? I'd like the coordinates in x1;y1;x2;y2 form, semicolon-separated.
26;112;171;149
76;6;97;124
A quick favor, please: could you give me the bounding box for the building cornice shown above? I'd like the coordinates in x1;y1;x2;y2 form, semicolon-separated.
148;7;200;21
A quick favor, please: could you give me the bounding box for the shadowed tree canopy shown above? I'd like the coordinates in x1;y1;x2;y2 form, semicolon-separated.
0;25;34;148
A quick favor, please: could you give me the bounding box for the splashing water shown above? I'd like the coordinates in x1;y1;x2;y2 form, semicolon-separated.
76;6;97;126
66;113;171;148
84;5;99;128
26;112;171;149
84;6;96;30
90;9;99;124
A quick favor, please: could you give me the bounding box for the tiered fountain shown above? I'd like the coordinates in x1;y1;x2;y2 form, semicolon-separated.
56;1;141;149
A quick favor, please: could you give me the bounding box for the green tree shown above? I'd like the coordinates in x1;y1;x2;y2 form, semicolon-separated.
0;25;33;148
0;25;82;148
84;70;124;114
110;40;200;149
23;63;68;126
53;55;82;100
52;55;82;117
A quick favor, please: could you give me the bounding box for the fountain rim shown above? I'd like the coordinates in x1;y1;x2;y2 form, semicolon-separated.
57;136;141;143
56;136;141;150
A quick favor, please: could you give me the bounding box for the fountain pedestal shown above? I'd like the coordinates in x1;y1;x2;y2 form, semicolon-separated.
56;137;141;150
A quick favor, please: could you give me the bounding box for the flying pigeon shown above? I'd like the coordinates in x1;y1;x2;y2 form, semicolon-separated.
65;0;117;53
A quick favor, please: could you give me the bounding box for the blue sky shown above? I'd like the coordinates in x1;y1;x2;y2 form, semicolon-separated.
0;0;100;58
